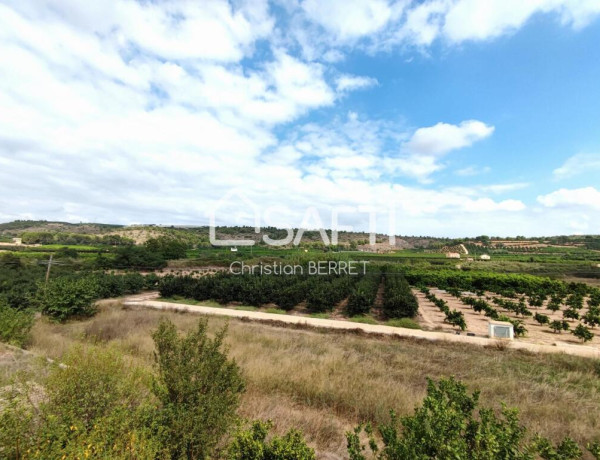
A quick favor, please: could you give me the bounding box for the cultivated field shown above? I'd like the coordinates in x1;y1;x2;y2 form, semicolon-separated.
415;289;600;348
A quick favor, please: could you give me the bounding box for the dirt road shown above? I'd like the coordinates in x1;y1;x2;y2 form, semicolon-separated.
123;297;600;359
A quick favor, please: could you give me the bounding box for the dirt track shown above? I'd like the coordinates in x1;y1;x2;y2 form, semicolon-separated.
123;296;600;359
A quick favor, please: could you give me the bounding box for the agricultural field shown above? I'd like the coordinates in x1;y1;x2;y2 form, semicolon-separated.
415;289;600;347
2;221;600;458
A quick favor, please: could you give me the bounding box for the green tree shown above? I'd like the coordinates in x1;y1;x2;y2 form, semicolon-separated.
145;237;188;260
534;313;550;326
509;319;527;338
151;318;246;459
572;324;594;343
582;310;600;328
113;245;167;269
550;320;570;334
563;308;580;322
37;276;98;322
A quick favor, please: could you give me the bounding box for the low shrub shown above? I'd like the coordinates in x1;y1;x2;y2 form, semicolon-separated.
229;420;315;460
0;300;34;347
151;319;246;459
347;377;595;460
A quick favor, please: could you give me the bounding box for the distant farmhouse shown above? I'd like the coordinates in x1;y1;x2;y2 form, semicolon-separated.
480;254;491;260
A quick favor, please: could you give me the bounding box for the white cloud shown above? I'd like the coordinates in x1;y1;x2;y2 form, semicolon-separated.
2;0;274;63
537;187;600;210
383;120;495;182
553;153;600;178
385;155;444;183
335;75;378;92
270;115;493;184
456;165;491;176
301;0;394;41
396;0;447;46
0;0;597;237
404;120;494;157
448;183;530;195
443;0;549;43
440;0;599;44
290;0;600;54
480;183;530;194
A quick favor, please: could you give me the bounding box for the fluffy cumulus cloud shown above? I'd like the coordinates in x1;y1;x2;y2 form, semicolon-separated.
392;120;494;182
537;187;600;210
404;120;494;157
0;0;599;236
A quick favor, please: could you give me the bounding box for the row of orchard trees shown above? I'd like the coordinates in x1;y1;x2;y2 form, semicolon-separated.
159;265;420;319
159;271;361;313
428;277;598;341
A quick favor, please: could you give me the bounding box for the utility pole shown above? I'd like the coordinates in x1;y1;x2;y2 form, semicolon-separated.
45;254;53;286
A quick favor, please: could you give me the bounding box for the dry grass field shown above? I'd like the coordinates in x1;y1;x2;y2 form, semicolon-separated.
16;300;600;458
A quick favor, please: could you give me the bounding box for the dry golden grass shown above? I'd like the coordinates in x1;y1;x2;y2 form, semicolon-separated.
26;300;600;459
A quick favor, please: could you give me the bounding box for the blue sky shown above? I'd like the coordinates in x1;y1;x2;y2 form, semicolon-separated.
0;0;599;236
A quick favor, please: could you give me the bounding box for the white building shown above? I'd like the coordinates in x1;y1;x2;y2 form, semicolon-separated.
480;254;491;260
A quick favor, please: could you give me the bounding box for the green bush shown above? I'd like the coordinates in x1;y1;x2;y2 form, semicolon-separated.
0;300;34;347
36;277;98;321
0;345;161;459
0;318;249;459
151;318;246;459
229;420;316;460
347;377;588;460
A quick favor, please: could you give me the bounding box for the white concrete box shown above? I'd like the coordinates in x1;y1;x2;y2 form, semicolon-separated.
488;321;514;339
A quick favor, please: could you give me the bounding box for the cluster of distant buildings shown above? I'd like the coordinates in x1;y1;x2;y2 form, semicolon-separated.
445;253;490;260
441;243;490;261
0;237;41;248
